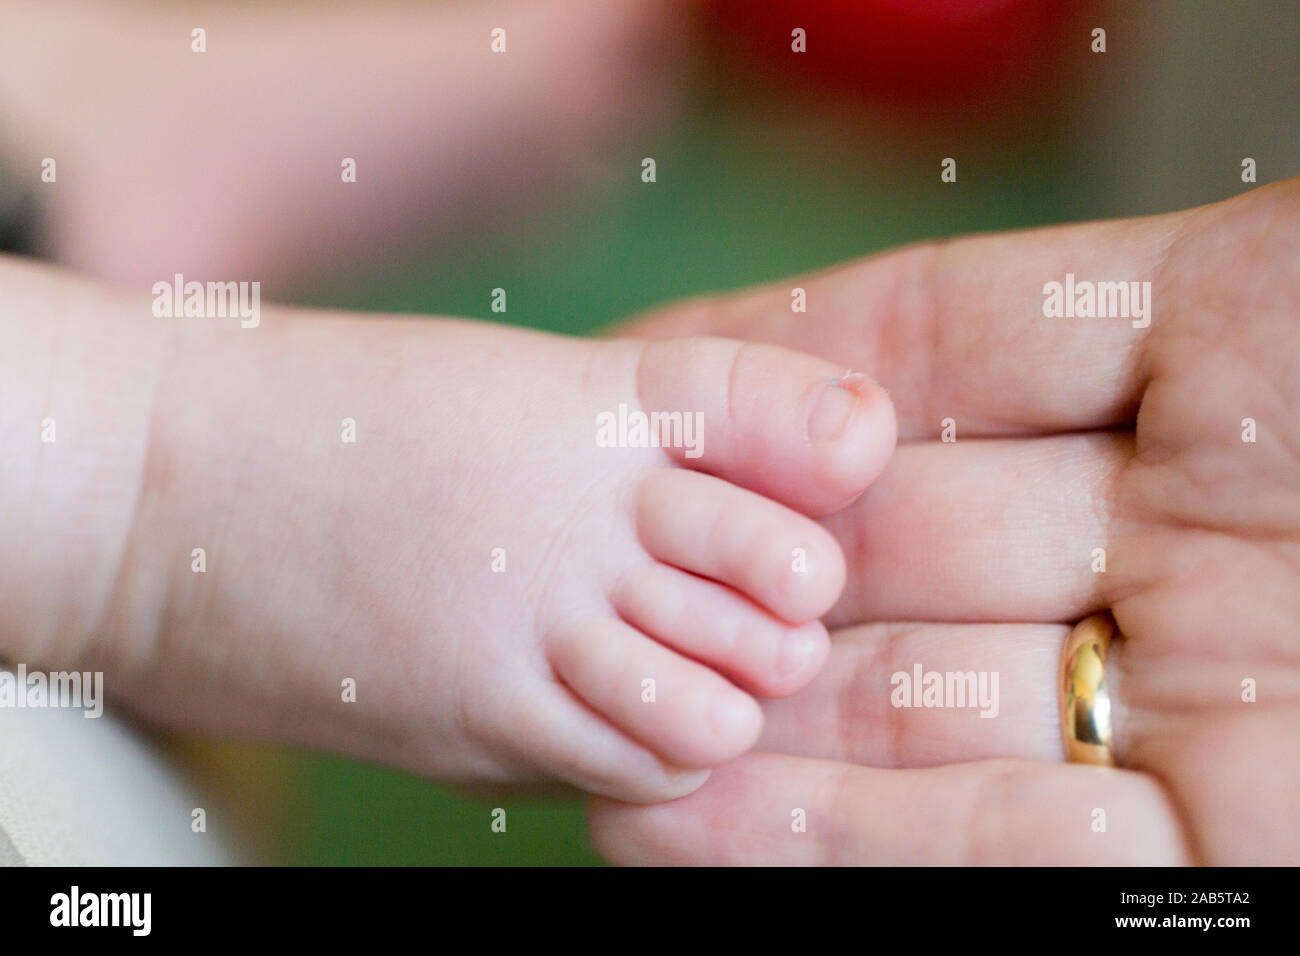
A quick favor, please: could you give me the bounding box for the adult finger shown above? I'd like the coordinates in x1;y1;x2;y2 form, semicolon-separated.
589;752;1191;865
616;200;1195;439
757;621;1066;767
824;432;1128;625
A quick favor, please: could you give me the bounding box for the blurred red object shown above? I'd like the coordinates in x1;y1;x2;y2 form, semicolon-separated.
708;0;1080;104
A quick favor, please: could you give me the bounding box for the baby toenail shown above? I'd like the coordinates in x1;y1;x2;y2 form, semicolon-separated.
807;380;861;443
777;625;819;677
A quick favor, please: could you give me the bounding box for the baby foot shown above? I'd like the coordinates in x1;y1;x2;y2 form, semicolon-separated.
68;308;897;802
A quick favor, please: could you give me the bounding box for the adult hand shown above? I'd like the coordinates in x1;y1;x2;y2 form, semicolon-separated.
590;180;1300;864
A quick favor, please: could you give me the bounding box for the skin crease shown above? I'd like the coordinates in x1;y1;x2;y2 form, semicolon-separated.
589;179;1300;864
0;255;898;806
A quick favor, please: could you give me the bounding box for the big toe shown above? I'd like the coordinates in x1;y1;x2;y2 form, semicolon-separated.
629;336;897;515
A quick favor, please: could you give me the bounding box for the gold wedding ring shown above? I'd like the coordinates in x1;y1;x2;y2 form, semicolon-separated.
1059;613;1118;766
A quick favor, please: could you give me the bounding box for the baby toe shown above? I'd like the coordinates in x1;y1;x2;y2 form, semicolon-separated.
613;562;829;697
636;468;846;623
548;616;762;770
630;336;897;516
